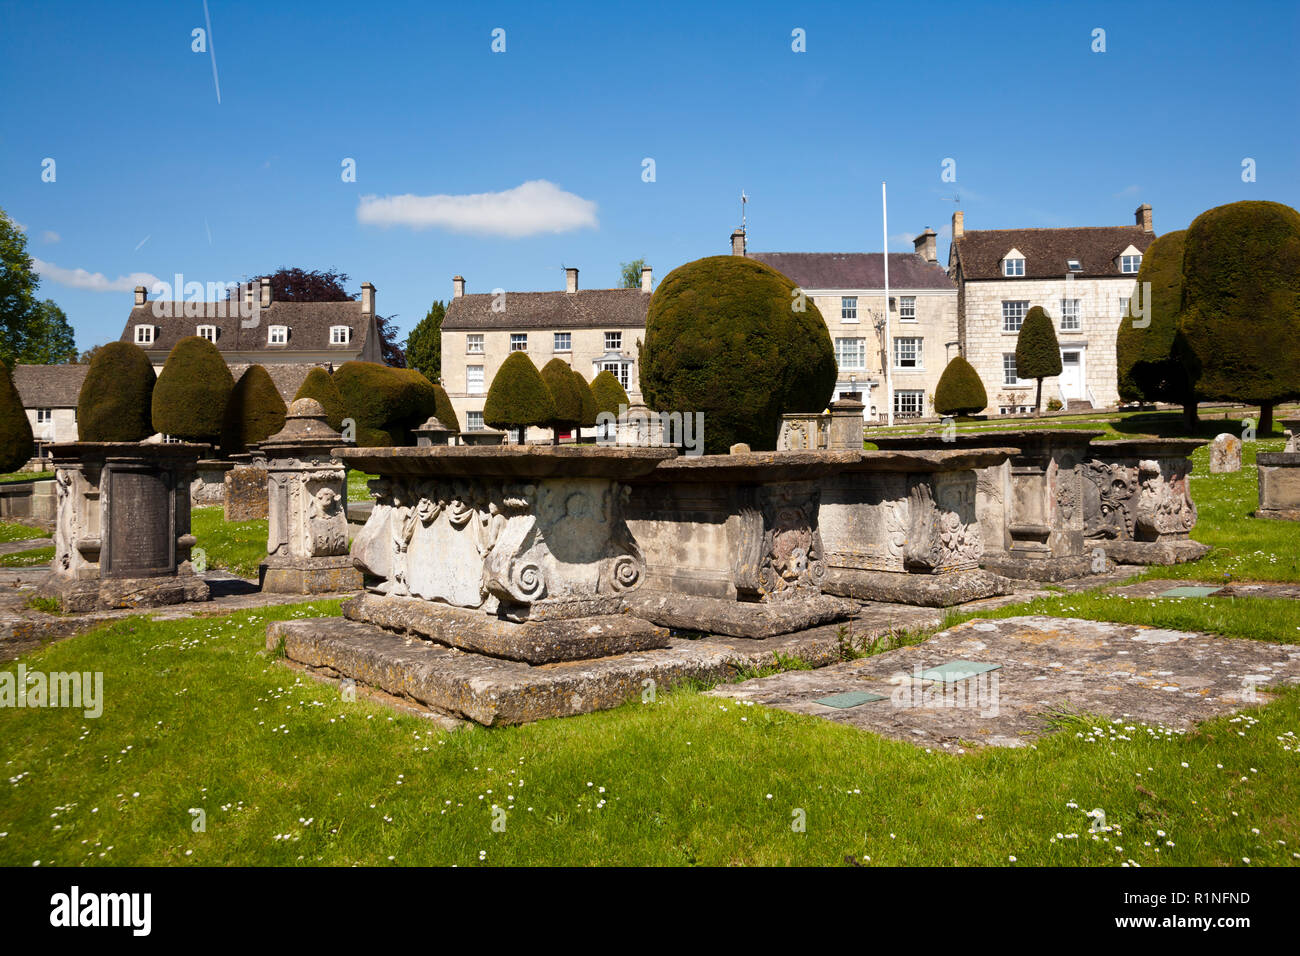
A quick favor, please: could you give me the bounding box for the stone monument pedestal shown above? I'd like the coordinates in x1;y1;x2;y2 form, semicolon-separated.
1257;451;1300;521
38;442;211;612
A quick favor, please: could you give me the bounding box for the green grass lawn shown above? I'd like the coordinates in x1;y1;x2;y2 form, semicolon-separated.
0;471;54;485
1;600;1297;867
0;545;54;568
0;521;51;543
190;507;268;579
347;470;377;502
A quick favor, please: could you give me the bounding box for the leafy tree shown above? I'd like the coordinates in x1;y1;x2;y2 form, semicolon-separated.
539;358;584;444
933;355;988;417
640;255;837;452
483;352;556;444
1014;306;1062;415
152;336;235;444
221;365;288;454
1178;200;1300;435
77;342;157;442
620;258;648;289
0;360;34;472
375;314;407;367
293;367;347;432
1;208;46;367
21;299;78;364
405;300;445;382
591;369;629;417
76;343;110;365
1115;229;1199;429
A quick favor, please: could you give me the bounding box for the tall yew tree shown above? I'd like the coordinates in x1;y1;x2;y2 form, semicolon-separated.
1014;306;1062;416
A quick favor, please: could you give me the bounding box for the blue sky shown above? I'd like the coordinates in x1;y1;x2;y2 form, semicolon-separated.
2;0;1296;353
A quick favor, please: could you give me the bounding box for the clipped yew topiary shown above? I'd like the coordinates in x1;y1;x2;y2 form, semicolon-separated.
1014;306;1062;415
76;341;157;442
0;361;33;472
933;355;988;417
221;365;287;454
429;382;461;434
591;369;629;417
152;336;235;443
333;361;439;446
483;352;556;444
640;255;836;453
293;366;347;432
571;368;597;432
540;358;584;443
1179;200;1300;435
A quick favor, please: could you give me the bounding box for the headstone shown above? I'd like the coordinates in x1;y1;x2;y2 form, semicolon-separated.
1209;433;1242;473
224;463;268;520
729;443;751;455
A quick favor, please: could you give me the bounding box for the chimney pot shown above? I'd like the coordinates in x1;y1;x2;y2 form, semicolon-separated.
730;229;746;256
640;265;653;293
134;285;147;306
913;226;938;264
453;275;465;298
1135;203;1153;233
361;281;375;315
952;210;964;240
259;276;272;309
566;267;579;294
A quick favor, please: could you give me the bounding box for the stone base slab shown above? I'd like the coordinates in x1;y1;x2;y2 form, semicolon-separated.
980;551;1093;582
341;592;669;664
260;556;363;594
623;590;855;638
1092;538;1211;565
1256;508;1300;522
39;572;210;613
824;568;1014;607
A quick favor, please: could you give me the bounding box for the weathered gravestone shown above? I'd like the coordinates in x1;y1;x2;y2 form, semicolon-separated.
1209;433;1242;473
224;457;268;521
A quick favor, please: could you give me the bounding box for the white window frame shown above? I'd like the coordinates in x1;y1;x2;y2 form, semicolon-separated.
330;325;351;345
1002;300;1029;333
1119;297;1131;319
554;332;571;353
510;333;528;352
1059;298;1081;332
466;334;484;355
835;337;866;371
1003;353;1019;386
196;324;217;343
841;296;858;322
893;336;922;370
1003;257;1025;277
604;331;622;351
1120;254;1142;274
268;325;288;345
134;325;154;345
898;296;916;321
466;411;485;431
600;360;631;390
894;390;925;418
466;365;485;395
35;408;53;425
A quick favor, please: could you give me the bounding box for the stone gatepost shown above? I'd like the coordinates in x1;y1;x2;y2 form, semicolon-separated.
39;443;210;612
414;415;455;447
258;399;362;594
1083;438;1210;563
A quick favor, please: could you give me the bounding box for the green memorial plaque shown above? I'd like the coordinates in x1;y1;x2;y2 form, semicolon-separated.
1158;586;1222;598
813;691;886;709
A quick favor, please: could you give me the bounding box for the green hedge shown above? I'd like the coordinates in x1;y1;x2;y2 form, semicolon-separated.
483;352;555;436
0;361;33;472
333;361;439;446
221;364;287;454
152;336;234;443
933;355;988;417
77;341;156;442
293;366;347;431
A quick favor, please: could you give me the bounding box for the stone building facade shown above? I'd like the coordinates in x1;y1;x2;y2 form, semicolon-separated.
948;205;1157;412
440;267;651;440
744;228;958;421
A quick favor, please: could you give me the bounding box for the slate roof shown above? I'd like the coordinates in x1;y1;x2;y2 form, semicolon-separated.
747;252;955;291
442;289;650;331
951;226;1155;280
122;300;376;353
12;364;88;408
227;362;324;403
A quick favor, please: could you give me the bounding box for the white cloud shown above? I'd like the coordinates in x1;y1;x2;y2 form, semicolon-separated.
40;230;60;244
34;259;161;293
357;179;598;237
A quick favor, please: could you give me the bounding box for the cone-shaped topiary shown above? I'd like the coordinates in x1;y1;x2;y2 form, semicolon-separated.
293;366;346;432
0;361;33;472
152;336;235;443
540;358;584;443
221;365;287;454
640;255;836;452
429;382;461;434
483;352;556;443
1179;200;1300;435
1015;306;1062;415
76;341;157;442
591;369;629;417
933;355;988;417
571;368;597;431
334;361;439;446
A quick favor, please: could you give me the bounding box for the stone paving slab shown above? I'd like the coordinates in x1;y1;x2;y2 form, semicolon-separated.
710;615;1300;751
1106;579;1300;601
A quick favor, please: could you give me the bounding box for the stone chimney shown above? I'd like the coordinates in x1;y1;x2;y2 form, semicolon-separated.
361;282;375;315
913;226;938;264
453;275;465;298
566;267;579;294
952;210;964;240
259;276;272;309
243;282;255;310
134;285;147;306
730;229;746;256
640;265;653;293
1135;203;1153;233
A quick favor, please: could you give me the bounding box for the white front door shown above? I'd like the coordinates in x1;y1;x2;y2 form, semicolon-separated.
1058;349;1084;400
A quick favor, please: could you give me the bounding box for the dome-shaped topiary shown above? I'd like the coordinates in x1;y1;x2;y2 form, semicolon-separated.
334;361;439;446
77;341;157;442
429;382;461;434
221;365;288;454
571;368;597;430
0;361;33;472
1014;306;1062;414
152;336;235;442
933;355;988;417
293;366;346;432
591;369;629;417
483;352;556;443
540;358;584;442
640;255;836;453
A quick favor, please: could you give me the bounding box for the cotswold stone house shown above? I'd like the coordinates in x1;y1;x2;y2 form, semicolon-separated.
440;267;651;438
742;228;958;420
13;363;88;446
948;205;1156;412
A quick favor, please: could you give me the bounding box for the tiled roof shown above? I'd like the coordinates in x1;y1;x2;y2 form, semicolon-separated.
747;252;955;291
122;300;376;353
442;289;650;331
227;362;325;403
12;364;88;408
952;226;1155;280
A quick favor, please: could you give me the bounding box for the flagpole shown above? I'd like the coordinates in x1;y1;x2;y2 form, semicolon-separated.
882;181;893;427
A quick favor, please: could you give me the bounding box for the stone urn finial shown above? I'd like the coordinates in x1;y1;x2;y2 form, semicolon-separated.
261;397;349;451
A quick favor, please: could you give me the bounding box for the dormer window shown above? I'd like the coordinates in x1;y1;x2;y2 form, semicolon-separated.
1003;251;1026;277
1120;254;1142;273
330;325;351;345
134;325;154;345
197;324;217;343
1067;259;1082;272
268;325;288;345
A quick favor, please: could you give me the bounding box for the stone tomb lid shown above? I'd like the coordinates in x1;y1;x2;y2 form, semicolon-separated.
1258;452;1300;465
632;447;1017;483
1089;437;1208;457
871;429;1104;451
46;441;210;464
336;444;677;479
